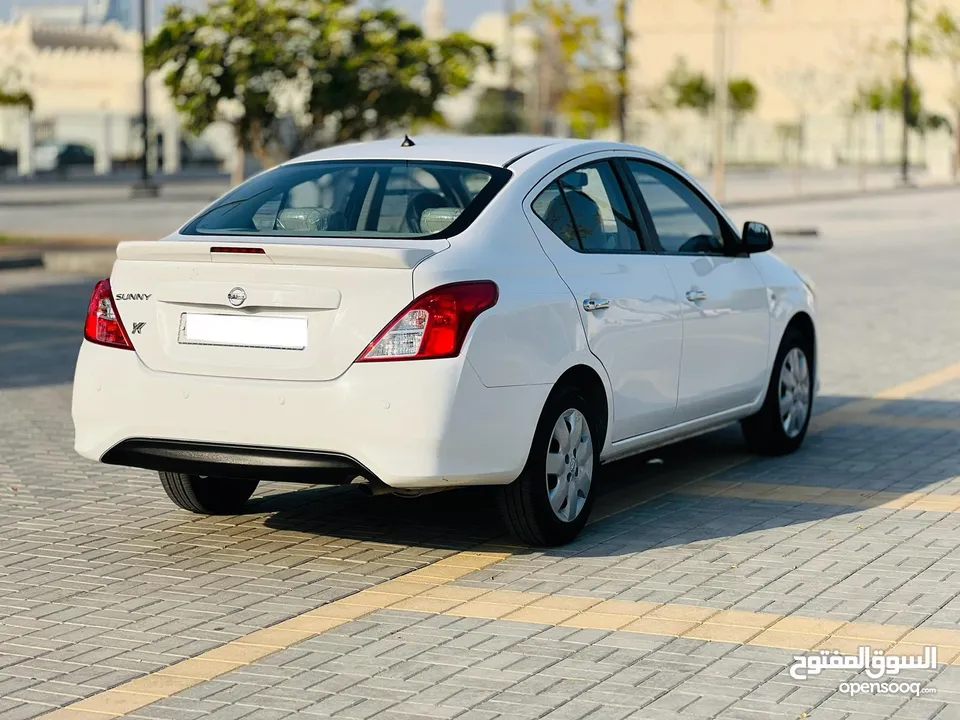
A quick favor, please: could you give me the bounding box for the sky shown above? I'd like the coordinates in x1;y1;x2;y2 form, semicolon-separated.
1;0;609;31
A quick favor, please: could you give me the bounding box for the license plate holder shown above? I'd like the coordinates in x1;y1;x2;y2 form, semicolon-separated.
178;313;308;351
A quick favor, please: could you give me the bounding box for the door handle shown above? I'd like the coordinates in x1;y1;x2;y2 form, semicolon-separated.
685;289;708;303
583;298;610;312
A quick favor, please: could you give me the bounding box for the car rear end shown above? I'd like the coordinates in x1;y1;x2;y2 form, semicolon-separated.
72;157;551;490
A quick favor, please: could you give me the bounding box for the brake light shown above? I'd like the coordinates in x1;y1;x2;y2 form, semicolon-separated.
358;281;499;362
210;247;266;254
83;279;134;350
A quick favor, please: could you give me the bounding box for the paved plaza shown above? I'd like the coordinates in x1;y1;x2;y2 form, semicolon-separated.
1;190;959;719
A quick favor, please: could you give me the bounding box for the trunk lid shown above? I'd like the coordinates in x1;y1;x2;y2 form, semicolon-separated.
109;237;447;382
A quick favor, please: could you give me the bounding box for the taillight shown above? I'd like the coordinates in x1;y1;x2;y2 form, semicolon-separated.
83;279;134;350
358;281;499;362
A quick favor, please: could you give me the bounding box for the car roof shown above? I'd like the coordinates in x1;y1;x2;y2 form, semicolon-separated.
286;135;610;169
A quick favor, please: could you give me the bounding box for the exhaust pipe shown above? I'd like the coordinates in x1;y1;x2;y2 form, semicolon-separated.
351;476;452;498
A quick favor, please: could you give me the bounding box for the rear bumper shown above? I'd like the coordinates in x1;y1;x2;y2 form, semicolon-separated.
101;439;365;483
73;341;550;488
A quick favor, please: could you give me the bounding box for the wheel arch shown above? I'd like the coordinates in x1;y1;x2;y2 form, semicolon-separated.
784;311;816;373
551;363;611;455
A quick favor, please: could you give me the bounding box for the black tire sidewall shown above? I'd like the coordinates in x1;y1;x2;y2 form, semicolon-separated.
753;328;814;452
508;387;599;546
160;472;258;514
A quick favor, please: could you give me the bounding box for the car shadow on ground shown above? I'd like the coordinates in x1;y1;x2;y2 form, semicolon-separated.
3;275;958;561
256;397;960;559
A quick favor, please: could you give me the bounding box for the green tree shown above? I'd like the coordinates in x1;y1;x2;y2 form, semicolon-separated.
513;0;606;134
917;6;960;169
660;59;760;125
727;77;759;123
302;8;494;146
0;68;33;112
663;58;715;116
146;0;491;183
885;77;924;128
465;88;527;134
851;80;889;114
562;77;618;138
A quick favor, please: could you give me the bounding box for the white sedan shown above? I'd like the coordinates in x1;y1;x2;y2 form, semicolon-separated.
72;136;818;546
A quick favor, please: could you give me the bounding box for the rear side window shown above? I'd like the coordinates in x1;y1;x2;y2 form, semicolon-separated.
533;161;643;253
183;161;510;239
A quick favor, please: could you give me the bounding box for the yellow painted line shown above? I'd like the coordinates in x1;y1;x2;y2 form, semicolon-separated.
417;591;960;664
813;362;960;431
37;360;960;718
817;411;960;433
677;480;960;513
874;362;960;400
39;550;511;719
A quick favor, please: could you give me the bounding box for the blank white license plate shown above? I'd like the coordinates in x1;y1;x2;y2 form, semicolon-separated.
178;313;308;350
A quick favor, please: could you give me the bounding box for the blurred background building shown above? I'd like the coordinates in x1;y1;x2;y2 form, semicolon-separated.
1;0;959;185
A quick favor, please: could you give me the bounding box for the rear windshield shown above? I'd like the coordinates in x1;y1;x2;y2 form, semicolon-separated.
182;160;511;239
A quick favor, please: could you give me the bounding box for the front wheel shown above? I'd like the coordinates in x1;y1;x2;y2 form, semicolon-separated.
159;472;259;515
498;386;598;547
741;328;814;456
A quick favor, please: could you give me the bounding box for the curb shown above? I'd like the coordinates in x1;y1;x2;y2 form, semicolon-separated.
43;249;117;275
0;248;116;275
723;179;958;209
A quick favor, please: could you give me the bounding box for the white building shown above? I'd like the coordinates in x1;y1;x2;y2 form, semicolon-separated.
0;10;230;176
11;0;134;31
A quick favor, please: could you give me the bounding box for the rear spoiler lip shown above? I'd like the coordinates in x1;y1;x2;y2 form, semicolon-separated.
116;237;450;270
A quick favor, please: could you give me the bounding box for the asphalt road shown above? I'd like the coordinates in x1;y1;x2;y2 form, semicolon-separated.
1;190;959;720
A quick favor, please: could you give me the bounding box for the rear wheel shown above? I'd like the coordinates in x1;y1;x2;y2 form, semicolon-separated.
159;472;259;515
498;386;598;547
741;328;814;456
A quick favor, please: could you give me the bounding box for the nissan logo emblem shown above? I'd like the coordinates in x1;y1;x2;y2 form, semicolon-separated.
227;287;247;307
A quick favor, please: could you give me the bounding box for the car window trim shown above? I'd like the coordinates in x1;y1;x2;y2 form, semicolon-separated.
621;158;739;257
181;160;512;240
555;180;585;252
529;156;655;256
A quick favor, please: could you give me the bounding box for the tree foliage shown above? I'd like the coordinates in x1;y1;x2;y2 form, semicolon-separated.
728;78;759;118
658;59;760;122
662;59;715;116
464;88;527;135
851;76;951;134
0;68;33;111
512;0;612;135
145;0;492;173
562;76;618;138
916;6;960;141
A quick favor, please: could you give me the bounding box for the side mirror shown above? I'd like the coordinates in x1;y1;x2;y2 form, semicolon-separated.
741;221;774;254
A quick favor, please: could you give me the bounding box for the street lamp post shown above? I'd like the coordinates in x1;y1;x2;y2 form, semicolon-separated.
132;0;159;197
713;0;729;203
504;0;517;132
900;0;915;186
618;0;629;143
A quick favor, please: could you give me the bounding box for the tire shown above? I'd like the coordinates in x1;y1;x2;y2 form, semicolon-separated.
741;328;814;456
498;386;599;547
158;472;259;515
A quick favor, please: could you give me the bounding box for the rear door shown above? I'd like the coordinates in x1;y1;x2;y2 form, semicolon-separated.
623;159;770;421
109;158;509;382
524;157;683;441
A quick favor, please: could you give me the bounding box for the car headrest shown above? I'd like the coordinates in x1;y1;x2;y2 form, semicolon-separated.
275;208;344;232
419;207;463;235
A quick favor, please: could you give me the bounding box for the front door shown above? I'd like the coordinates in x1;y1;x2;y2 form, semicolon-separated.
524;159;683;441
624;159;770;422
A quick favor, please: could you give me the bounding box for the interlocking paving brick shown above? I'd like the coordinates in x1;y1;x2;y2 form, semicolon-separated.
6;191;960;720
